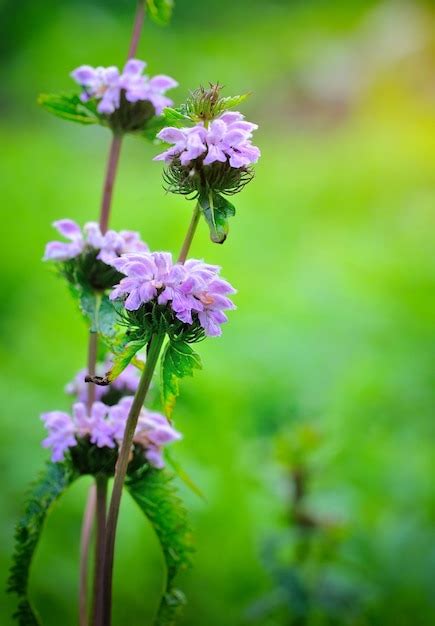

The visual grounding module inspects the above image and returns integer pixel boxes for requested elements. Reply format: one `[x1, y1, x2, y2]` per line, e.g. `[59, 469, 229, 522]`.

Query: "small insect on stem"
[85, 375, 110, 386]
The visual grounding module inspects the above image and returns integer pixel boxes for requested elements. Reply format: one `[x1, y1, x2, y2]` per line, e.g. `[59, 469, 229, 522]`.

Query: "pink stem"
[127, 0, 146, 60]
[79, 485, 96, 626]
[99, 134, 124, 235]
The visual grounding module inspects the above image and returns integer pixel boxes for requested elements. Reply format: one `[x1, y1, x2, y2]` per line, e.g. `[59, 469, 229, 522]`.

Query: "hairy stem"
[102, 332, 166, 625]
[177, 202, 201, 263]
[127, 0, 146, 60]
[92, 475, 108, 625]
[79, 485, 96, 626]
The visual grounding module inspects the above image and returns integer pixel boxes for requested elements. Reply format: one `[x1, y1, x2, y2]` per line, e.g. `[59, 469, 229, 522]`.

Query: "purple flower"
[154, 111, 260, 168]
[43, 219, 148, 264]
[110, 251, 236, 337]
[41, 397, 180, 468]
[41, 410, 77, 462]
[110, 251, 172, 310]
[71, 59, 178, 116]
[43, 219, 85, 261]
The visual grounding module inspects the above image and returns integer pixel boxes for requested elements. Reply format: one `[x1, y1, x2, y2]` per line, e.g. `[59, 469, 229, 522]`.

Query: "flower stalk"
[79, 485, 96, 626]
[99, 134, 124, 235]
[127, 0, 146, 60]
[102, 331, 166, 625]
[177, 202, 201, 263]
[93, 474, 108, 625]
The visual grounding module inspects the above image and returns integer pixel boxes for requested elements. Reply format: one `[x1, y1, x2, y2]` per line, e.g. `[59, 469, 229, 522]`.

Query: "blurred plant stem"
[78, 2, 147, 623]
[99, 134, 124, 234]
[79, 485, 96, 626]
[101, 203, 201, 625]
[92, 475, 108, 625]
[128, 0, 146, 60]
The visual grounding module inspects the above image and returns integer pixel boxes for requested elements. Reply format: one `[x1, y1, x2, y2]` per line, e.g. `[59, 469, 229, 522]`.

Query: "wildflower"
[71, 59, 178, 116]
[154, 112, 260, 168]
[110, 251, 236, 337]
[41, 398, 180, 468]
[43, 219, 148, 263]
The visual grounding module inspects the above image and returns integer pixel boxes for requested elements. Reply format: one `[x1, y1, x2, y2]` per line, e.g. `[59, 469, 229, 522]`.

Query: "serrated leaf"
[199, 191, 236, 244]
[146, 0, 174, 25]
[161, 339, 202, 418]
[127, 467, 193, 625]
[38, 93, 100, 125]
[8, 462, 77, 623]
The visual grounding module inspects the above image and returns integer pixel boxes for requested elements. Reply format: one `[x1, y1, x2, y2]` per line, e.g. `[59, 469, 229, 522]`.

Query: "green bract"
[163, 86, 250, 125]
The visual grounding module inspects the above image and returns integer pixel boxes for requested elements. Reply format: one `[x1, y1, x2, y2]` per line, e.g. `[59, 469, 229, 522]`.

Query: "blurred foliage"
[246, 424, 366, 626]
[1, 0, 435, 625]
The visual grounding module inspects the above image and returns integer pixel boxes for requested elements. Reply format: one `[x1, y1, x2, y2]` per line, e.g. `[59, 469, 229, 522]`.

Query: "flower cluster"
[71, 59, 177, 116]
[154, 112, 260, 169]
[41, 397, 181, 468]
[66, 359, 141, 404]
[110, 252, 236, 337]
[43, 219, 148, 263]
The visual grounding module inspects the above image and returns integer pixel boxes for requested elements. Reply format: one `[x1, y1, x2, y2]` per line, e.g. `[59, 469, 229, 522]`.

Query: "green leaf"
[77, 290, 118, 338]
[38, 93, 101, 125]
[161, 339, 202, 418]
[146, 0, 174, 25]
[218, 93, 250, 112]
[199, 191, 236, 244]
[8, 462, 77, 624]
[106, 338, 148, 382]
[78, 289, 100, 332]
[161, 107, 191, 126]
[97, 295, 118, 338]
[127, 467, 193, 625]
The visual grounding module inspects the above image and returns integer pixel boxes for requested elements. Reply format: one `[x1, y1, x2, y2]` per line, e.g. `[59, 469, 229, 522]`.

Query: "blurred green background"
[1, 0, 434, 624]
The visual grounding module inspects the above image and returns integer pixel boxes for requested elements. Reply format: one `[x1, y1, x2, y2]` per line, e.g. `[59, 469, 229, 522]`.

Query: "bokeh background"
[1, 0, 434, 624]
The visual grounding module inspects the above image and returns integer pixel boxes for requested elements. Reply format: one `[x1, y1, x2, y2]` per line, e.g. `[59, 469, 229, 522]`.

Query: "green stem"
[101, 332, 166, 625]
[177, 202, 201, 263]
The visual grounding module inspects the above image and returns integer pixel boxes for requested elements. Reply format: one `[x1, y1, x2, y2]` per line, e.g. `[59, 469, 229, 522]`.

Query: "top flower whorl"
[154, 111, 260, 169]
